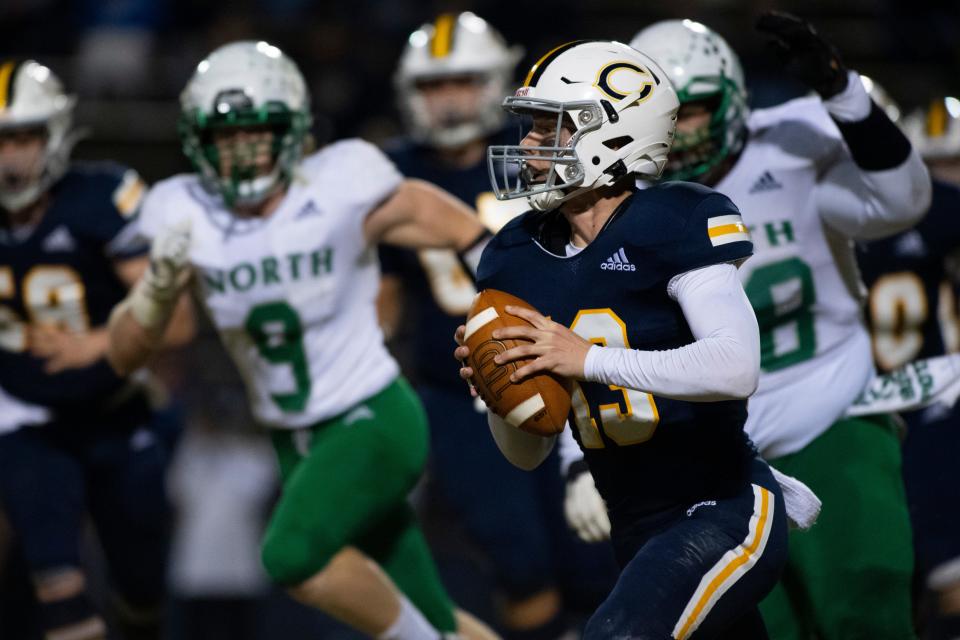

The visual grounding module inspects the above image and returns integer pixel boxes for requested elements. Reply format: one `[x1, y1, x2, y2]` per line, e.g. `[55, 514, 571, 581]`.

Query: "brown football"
[463, 289, 571, 437]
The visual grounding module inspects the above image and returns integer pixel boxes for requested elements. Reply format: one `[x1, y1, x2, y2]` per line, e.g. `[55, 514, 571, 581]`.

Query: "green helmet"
[178, 41, 311, 207]
[630, 20, 748, 182]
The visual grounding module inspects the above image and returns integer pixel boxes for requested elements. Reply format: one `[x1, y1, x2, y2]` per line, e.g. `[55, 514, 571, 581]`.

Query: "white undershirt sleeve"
[583, 262, 760, 401]
[816, 151, 931, 241]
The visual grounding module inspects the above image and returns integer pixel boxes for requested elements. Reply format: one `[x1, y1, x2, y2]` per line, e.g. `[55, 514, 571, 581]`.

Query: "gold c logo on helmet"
[593, 61, 653, 102]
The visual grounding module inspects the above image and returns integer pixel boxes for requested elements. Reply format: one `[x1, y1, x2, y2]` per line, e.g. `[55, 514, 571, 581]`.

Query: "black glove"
[756, 11, 848, 99]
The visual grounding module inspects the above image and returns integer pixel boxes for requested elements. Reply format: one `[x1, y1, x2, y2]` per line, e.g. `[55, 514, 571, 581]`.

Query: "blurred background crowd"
[2, 0, 960, 638]
[2, 0, 959, 178]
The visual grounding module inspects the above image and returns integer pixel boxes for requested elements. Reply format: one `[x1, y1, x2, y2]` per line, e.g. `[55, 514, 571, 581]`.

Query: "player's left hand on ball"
[492, 305, 591, 381]
[755, 10, 848, 99]
[453, 324, 478, 398]
[29, 325, 107, 373]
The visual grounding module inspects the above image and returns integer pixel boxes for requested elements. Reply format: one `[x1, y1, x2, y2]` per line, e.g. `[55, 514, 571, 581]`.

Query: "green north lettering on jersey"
[203, 248, 334, 294]
[746, 220, 796, 250]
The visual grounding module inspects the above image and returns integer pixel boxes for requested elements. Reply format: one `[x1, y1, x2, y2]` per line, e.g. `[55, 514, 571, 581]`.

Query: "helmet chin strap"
[230, 169, 283, 207]
[527, 189, 565, 212]
[428, 121, 485, 149]
[526, 179, 599, 212]
[0, 182, 44, 213]
[0, 136, 75, 214]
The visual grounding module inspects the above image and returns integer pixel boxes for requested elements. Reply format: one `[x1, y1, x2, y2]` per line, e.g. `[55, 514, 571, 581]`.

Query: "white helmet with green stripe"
[179, 41, 312, 207]
[630, 19, 748, 181]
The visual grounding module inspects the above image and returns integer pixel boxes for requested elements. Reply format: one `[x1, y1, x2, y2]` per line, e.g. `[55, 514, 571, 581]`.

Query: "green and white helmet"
[630, 19, 747, 181]
[179, 41, 311, 207]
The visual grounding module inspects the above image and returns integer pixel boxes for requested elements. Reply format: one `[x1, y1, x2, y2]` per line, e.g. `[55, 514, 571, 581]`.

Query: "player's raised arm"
[756, 11, 932, 239]
[112, 253, 195, 345]
[363, 178, 490, 269]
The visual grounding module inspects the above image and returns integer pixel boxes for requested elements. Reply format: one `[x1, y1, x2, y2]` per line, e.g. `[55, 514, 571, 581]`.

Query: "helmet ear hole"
[592, 156, 601, 165]
[602, 135, 634, 151]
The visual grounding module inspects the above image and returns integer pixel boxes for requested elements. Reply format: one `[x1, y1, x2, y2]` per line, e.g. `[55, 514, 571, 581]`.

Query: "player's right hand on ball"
[453, 324, 478, 398]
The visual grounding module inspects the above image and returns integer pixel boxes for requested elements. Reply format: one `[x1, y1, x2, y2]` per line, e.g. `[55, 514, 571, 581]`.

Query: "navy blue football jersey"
[858, 179, 960, 372]
[477, 182, 758, 524]
[379, 130, 527, 389]
[0, 162, 147, 408]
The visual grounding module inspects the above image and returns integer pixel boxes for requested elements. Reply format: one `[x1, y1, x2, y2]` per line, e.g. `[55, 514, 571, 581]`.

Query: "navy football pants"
[586, 459, 788, 640]
[0, 413, 171, 606]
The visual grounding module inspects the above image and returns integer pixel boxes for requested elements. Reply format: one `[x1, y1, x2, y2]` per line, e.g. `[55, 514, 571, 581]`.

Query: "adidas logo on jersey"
[42, 226, 77, 252]
[601, 247, 635, 271]
[295, 200, 322, 219]
[894, 230, 927, 257]
[748, 171, 783, 194]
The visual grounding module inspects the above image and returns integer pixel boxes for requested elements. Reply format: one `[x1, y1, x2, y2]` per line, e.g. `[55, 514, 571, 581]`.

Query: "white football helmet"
[488, 40, 679, 212]
[395, 12, 523, 148]
[0, 60, 76, 211]
[630, 20, 747, 181]
[902, 97, 960, 160]
[179, 41, 311, 207]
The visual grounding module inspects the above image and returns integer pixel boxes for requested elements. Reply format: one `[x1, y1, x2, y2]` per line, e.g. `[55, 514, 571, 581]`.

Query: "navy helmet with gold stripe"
[395, 12, 523, 148]
[0, 60, 76, 212]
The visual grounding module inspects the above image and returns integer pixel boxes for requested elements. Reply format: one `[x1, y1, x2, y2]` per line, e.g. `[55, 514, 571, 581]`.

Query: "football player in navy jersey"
[455, 41, 791, 639]
[382, 15, 616, 638]
[0, 60, 192, 640]
[859, 96, 960, 640]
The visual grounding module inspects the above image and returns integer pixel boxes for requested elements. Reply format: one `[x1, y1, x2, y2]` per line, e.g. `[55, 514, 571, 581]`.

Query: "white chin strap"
[232, 171, 282, 206]
[526, 176, 602, 213]
[527, 189, 565, 212]
[426, 121, 485, 149]
[0, 181, 44, 213]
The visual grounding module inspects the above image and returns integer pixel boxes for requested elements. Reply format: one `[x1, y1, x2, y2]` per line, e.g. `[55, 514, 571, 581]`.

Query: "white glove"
[128, 219, 192, 330]
[564, 468, 611, 543]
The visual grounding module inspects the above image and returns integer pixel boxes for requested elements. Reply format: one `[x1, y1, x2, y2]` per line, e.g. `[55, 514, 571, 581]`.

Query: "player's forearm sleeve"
[583, 263, 760, 401]
[816, 71, 932, 240]
[825, 70, 911, 170]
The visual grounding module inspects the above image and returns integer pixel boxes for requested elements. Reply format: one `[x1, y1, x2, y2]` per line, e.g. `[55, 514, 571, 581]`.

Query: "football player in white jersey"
[562, 13, 932, 639]
[107, 41, 497, 640]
